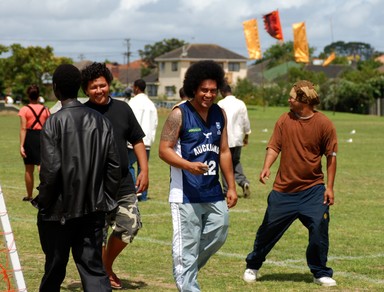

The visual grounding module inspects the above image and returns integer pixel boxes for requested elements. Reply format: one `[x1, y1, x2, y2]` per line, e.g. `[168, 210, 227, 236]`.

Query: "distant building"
[106, 60, 144, 85]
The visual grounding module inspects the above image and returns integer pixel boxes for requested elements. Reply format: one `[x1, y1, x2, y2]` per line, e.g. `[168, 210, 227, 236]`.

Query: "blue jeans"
[128, 148, 150, 201]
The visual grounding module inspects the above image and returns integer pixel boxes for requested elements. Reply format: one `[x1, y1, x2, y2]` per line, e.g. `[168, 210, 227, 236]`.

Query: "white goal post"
[0, 184, 27, 291]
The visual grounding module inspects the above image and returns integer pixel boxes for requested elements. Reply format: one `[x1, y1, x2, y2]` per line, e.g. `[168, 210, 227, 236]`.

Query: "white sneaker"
[243, 269, 258, 283]
[314, 276, 337, 286]
[243, 183, 251, 198]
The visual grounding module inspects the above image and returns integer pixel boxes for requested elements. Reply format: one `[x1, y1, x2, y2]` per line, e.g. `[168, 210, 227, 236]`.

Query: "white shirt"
[218, 95, 251, 148]
[128, 93, 158, 149]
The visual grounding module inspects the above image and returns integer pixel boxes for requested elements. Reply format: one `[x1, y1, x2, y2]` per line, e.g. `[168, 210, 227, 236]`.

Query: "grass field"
[0, 104, 383, 291]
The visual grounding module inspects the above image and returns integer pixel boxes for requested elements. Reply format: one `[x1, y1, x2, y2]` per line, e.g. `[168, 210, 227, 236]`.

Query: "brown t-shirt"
[268, 111, 338, 193]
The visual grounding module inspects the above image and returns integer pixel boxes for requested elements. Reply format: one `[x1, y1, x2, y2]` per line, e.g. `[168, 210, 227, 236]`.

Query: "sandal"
[109, 273, 122, 289]
[22, 197, 33, 201]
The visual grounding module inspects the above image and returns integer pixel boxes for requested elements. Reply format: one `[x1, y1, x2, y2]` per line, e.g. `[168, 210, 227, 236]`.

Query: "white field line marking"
[136, 237, 384, 285]
[4, 185, 384, 284]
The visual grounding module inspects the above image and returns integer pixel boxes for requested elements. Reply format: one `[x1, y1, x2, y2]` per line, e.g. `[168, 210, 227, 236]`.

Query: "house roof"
[263, 61, 301, 81]
[375, 55, 384, 64]
[155, 44, 248, 61]
[304, 64, 349, 78]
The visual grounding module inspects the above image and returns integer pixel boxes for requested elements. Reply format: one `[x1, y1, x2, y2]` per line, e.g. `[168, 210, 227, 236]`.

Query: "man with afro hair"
[159, 60, 238, 291]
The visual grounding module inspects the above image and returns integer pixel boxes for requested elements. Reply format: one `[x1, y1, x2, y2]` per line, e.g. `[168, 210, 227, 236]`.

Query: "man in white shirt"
[128, 79, 158, 201]
[218, 84, 252, 198]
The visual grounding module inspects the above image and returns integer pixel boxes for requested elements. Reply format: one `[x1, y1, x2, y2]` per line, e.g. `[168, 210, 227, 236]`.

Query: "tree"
[261, 41, 295, 69]
[259, 41, 315, 69]
[0, 44, 72, 102]
[139, 38, 186, 70]
[322, 41, 375, 61]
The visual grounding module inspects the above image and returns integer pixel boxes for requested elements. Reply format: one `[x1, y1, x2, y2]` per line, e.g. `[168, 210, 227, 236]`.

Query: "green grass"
[0, 105, 383, 291]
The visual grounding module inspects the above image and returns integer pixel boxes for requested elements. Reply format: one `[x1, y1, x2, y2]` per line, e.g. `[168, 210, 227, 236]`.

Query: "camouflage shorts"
[103, 193, 142, 245]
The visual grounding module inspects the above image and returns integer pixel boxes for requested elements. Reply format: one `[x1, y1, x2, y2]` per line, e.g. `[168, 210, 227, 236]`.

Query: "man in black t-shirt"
[81, 62, 148, 290]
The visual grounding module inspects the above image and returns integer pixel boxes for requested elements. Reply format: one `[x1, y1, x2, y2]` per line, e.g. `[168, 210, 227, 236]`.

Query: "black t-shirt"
[85, 98, 145, 195]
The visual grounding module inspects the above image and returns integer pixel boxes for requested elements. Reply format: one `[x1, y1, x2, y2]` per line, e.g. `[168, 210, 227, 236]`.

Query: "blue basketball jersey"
[169, 101, 225, 203]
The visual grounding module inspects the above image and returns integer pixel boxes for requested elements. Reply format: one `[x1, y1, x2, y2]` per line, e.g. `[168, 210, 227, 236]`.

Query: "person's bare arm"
[324, 155, 337, 205]
[259, 148, 279, 184]
[158, 108, 208, 175]
[19, 116, 27, 158]
[133, 140, 148, 193]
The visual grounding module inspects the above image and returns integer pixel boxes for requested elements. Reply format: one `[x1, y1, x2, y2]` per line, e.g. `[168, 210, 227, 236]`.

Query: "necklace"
[294, 112, 314, 120]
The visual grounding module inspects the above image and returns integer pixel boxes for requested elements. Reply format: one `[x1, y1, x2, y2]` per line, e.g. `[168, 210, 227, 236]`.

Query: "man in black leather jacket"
[33, 64, 121, 292]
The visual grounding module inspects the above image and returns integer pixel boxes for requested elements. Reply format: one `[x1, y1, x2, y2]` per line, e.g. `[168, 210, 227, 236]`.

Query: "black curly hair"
[183, 60, 225, 98]
[52, 64, 81, 99]
[80, 62, 113, 94]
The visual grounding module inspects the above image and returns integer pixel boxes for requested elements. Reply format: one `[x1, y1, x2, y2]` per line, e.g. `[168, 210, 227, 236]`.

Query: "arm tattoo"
[161, 110, 181, 142]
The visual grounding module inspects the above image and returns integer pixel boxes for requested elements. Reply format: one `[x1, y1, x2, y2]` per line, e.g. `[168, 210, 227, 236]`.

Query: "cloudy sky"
[1, 0, 382, 64]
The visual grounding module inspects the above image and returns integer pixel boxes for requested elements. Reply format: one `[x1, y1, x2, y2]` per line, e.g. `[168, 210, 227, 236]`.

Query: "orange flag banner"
[243, 19, 262, 60]
[293, 22, 309, 63]
[263, 10, 283, 41]
[323, 52, 336, 66]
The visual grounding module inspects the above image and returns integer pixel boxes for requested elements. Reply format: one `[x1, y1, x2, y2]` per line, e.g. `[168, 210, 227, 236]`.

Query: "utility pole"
[124, 38, 131, 85]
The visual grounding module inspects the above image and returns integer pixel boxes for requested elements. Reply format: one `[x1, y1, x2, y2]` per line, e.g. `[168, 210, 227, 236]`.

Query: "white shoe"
[314, 276, 337, 286]
[243, 183, 251, 198]
[243, 269, 258, 283]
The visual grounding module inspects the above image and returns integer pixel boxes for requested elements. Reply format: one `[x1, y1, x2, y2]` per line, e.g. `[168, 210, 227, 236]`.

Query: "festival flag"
[263, 10, 283, 41]
[243, 19, 262, 60]
[322, 52, 336, 66]
[292, 22, 309, 63]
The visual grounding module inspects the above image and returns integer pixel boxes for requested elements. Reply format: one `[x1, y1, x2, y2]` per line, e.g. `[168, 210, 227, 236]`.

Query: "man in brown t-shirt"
[243, 80, 338, 287]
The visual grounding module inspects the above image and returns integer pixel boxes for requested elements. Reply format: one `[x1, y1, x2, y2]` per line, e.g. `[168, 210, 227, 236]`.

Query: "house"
[154, 44, 248, 99]
[106, 60, 144, 85]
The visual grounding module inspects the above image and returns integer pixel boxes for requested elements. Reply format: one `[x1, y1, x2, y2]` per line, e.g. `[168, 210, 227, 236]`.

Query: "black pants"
[37, 213, 111, 292]
[245, 184, 333, 278]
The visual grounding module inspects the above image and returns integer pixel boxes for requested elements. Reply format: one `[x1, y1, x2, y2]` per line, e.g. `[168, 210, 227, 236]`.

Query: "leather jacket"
[34, 100, 121, 223]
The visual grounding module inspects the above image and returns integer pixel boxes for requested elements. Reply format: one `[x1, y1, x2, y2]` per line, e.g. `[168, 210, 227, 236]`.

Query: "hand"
[226, 189, 238, 208]
[135, 171, 149, 194]
[20, 146, 27, 158]
[259, 169, 270, 184]
[323, 188, 335, 206]
[188, 162, 209, 175]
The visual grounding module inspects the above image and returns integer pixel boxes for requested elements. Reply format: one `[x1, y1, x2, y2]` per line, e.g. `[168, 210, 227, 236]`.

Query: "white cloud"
[0, 0, 383, 63]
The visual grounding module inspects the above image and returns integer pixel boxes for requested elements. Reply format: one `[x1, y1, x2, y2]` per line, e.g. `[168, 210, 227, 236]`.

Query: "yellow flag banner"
[293, 22, 309, 63]
[323, 52, 336, 66]
[243, 19, 262, 60]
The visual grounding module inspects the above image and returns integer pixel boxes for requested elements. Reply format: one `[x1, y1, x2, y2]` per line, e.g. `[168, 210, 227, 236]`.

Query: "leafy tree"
[0, 44, 72, 102]
[259, 41, 315, 69]
[261, 41, 295, 69]
[287, 66, 328, 86]
[139, 38, 186, 70]
[322, 41, 375, 61]
[232, 78, 262, 105]
[367, 75, 384, 99]
[0, 45, 10, 96]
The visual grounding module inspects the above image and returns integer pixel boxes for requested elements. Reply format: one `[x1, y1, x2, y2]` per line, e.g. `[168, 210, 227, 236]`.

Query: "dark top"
[85, 98, 145, 195]
[173, 102, 225, 203]
[36, 100, 121, 222]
